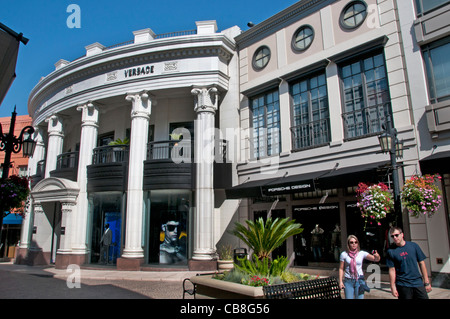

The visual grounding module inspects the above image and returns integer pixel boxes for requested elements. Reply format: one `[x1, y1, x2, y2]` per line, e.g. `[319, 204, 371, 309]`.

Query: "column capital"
[191, 86, 219, 113]
[45, 114, 64, 136]
[76, 101, 99, 128]
[126, 90, 154, 119]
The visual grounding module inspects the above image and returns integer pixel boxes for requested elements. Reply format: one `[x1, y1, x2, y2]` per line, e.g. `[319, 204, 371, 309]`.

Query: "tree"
[0, 175, 30, 215]
[232, 217, 303, 261]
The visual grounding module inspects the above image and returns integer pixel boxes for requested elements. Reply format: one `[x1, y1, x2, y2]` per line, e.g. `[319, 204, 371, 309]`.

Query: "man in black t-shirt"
[386, 227, 432, 299]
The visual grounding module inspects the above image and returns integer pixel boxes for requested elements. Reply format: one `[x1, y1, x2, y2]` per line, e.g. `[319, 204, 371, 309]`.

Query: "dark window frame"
[422, 37, 450, 104]
[292, 25, 315, 52]
[339, 0, 368, 30]
[338, 50, 392, 140]
[250, 89, 281, 159]
[252, 45, 271, 70]
[289, 71, 331, 150]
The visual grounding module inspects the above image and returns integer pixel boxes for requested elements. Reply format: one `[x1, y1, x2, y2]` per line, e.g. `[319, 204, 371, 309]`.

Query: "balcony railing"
[147, 140, 192, 162]
[291, 118, 331, 150]
[92, 145, 130, 164]
[56, 152, 79, 169]
[146, 139, 228, 162]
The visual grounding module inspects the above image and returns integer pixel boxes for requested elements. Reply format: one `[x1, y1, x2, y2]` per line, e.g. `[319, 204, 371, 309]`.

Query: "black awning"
[316, 161, 388, 189]
[419, 151, 450, 175]
[225, 161, 388, 199]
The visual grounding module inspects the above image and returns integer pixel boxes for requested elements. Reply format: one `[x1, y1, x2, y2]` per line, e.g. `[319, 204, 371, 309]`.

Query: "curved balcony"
[87, 145, 129, 192]
[144, 140, 193, 190]
[50, 152, 79, 181]
[31, 160, 46, 188]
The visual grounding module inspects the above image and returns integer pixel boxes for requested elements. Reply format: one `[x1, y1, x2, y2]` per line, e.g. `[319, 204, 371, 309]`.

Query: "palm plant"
[232, 217, 303, 261]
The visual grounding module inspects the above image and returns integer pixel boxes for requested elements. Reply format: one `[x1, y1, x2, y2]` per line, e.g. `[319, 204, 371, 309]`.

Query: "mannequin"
[311, 224, 324, 261]
[99, 223, 113, 264]
[331, 224, 341, 261]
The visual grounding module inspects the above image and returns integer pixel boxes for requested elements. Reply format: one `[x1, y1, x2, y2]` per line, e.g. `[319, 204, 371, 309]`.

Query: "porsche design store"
[227, 163, 394, 266]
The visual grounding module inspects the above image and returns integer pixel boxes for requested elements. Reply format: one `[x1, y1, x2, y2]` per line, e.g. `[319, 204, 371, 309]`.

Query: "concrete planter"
[217, 260, 234, 271]
[190, 275, 264, 299]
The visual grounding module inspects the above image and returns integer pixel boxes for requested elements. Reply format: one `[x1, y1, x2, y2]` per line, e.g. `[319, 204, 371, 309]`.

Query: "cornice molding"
[28, 43, 234, 117]
[235, 0, 336, 48]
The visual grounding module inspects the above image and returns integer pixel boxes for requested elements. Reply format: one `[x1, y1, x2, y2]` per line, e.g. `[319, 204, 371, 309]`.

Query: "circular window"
[292, 25, 314, 52]
[253, 46, 271, 70]
[340, 1, 367, 29]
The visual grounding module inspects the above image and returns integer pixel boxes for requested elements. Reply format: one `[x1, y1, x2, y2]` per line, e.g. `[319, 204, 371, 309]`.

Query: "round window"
[292, 25, 314, 52]
[340, 1, 367, 29]
[253, 46, 271, 70]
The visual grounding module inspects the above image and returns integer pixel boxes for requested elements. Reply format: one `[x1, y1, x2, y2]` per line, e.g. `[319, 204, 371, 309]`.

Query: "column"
[191, 86, 218, 265]
[55, 201, 77, 268]
[44, 115, 64, 177]
[119, 91, 152, 269]
[71, 102, 99, 262]
[18, 127, 45, 255]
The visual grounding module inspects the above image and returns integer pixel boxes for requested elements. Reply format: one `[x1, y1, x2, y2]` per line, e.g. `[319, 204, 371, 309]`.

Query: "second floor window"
[251, 90, 281, 158]
[290, 73, 330, 149]
[423, 37, 450, 104]
[415, 0, 449, 16]
[340, 52, 390, 139]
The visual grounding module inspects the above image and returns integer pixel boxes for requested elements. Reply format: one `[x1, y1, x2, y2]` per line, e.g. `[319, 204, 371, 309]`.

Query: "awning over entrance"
[225, 161, 388, 199]
[419, 150, 450, 175]
[2, 213, 23, 225]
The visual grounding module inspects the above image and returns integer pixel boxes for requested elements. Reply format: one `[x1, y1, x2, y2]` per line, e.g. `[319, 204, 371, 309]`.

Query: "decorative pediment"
[31, 177, 79, 204]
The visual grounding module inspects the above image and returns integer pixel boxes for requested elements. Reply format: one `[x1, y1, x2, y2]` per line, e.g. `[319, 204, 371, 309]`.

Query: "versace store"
[17, 21, 240, 270]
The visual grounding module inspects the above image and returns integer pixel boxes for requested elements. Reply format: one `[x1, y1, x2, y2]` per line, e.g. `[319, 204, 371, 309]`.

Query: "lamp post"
[0, 106, 36, 180]
[378, 103, 403, 228]
[0, 106, 36, 250]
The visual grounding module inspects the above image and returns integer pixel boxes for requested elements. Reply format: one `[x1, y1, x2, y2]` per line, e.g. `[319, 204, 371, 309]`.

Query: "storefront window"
[89, 192, 123, 264]
[147, 189, 191, 265]
[292, 204, 340, 264]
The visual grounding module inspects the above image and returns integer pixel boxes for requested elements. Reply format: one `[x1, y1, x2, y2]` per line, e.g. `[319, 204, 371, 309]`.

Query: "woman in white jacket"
[339, 235, 380, 299]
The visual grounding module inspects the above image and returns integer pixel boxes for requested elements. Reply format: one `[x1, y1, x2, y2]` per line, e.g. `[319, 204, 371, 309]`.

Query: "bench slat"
[263, 277, 341, 299]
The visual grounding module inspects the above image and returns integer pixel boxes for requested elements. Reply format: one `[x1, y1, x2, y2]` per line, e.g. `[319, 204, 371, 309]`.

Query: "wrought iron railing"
[56, 152, 79, 169]
[92, 145, 129, 164]
[147, 140, 192, 162]
[291, 118, 330, 150]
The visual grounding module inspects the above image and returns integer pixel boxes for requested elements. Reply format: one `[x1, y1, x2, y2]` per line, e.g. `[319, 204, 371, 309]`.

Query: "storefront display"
[147, 190, 191, 265]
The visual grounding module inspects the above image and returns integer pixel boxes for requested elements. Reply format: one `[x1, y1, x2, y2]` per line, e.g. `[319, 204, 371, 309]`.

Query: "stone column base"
[188, 259, 217, 271]
[55, 254, 87, 269]
[15, 248, 50, 266]
[117, 257, 144, 271]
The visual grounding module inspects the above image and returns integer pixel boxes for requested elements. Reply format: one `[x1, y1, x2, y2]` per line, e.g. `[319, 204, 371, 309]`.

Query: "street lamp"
[0, 106, 36, 180]
[378, 103, 403, 228]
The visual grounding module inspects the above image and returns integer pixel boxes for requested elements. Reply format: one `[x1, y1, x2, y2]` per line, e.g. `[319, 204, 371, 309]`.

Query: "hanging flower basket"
[401, 174, 442, 218]
[0, 175, 30, 216]
[356, 182, 393, 226]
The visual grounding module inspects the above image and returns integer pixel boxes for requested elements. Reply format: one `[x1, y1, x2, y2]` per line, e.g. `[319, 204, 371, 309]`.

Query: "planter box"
[190, 275, 264, 299]
[217, 260, 234, 271]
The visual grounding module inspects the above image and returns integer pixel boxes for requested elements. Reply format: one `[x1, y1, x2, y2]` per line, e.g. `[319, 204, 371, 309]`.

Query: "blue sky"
[1, 0, 299, 118]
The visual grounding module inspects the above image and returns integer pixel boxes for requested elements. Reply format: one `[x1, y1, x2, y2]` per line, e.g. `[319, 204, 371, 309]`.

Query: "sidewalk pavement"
[1, 261, 449, 299]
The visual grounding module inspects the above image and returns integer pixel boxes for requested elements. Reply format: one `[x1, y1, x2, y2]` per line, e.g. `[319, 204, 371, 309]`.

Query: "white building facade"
[18, 21, 241, 271]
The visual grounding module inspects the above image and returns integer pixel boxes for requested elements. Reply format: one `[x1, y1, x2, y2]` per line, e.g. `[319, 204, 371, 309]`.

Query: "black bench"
[263, 277, 342, 299]
[182, 278, 196, 299]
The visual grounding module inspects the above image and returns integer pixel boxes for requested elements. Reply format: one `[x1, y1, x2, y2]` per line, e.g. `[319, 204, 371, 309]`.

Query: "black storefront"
[226, 161, 394, 265]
